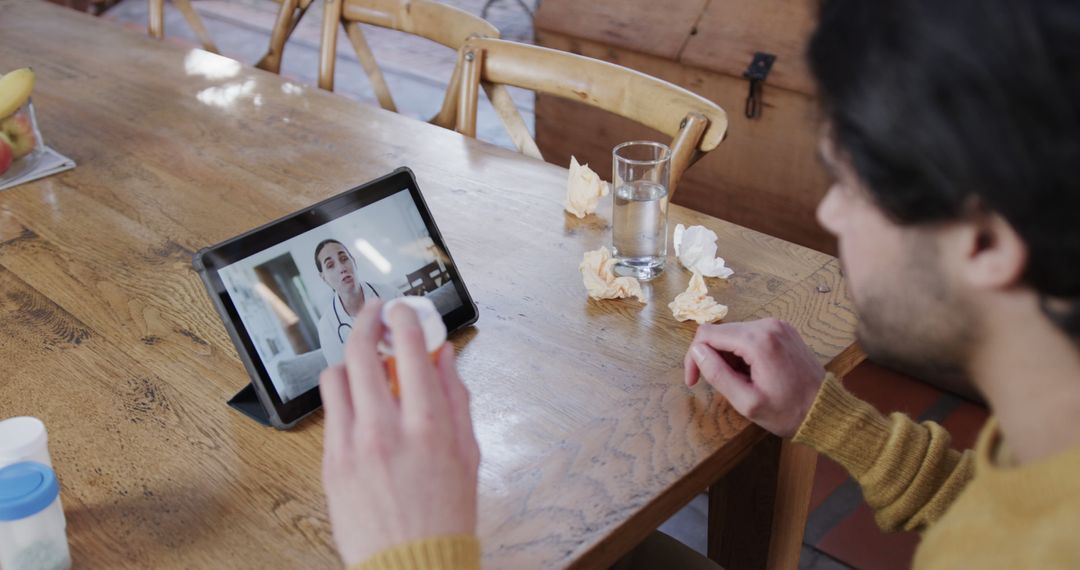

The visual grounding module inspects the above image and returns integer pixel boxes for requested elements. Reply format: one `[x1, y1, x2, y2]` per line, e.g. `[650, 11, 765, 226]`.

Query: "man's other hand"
[320, 300, 480, 566]
[684, 319, 827, 438]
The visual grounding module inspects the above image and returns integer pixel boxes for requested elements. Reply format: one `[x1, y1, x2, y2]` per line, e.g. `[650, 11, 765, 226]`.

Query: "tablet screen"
[198, 170, 476, 421]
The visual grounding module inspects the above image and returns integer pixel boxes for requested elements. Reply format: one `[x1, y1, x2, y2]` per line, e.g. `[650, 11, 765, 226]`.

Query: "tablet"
[193, 168, 479, 429]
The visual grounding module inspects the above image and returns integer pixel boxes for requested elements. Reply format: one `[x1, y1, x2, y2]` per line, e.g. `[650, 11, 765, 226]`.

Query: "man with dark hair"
[314, 239, 400, 367]
[318, 0, 1080, 568]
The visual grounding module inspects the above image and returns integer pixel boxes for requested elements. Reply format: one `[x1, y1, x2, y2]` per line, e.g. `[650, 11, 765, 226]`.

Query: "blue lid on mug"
[0, 461, 59, 521]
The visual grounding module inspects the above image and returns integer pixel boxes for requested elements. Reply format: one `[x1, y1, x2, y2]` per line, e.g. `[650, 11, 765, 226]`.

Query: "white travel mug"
[0, 461, 71, 570]
[0, 417, 51, 470]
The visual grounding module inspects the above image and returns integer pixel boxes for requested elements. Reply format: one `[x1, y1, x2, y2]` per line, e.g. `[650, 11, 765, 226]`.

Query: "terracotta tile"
[806, 362, 987, 569]
[817, 503, 920, 570]
[842, 361, 942, 418]
[940, 401, 990, 451]
[809, 454, 852, 513]
[806, 362, 942, 545]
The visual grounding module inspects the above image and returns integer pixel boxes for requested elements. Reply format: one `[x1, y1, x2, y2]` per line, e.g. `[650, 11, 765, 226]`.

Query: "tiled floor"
[96, 3, 991, 569]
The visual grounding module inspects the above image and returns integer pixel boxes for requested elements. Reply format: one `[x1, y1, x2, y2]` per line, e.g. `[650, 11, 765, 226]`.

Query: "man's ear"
[958, 211, 1028, 291]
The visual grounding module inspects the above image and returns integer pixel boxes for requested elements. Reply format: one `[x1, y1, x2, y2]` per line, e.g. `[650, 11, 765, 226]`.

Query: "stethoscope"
[333, 282, 380, 344]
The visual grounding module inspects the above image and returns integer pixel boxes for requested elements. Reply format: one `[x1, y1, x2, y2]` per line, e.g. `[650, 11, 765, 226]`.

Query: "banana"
[0, 68, 35, 119]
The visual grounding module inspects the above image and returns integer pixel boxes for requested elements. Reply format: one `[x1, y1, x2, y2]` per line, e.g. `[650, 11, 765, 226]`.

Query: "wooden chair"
[454, 38, 728, 197]
[319, 0, 499, 128]
[404, 260, 450, 296]
[255, 0, 316, 73]
[147, 0, 219, 54]
[148, 0, 311, 72]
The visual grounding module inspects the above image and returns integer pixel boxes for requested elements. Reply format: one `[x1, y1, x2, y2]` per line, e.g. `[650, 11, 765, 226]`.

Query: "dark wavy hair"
[809, 0, 1080, 339]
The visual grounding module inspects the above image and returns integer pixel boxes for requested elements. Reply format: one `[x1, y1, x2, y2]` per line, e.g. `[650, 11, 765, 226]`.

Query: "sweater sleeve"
[348, 535, 481, 570]
[792, 374, 975, 532]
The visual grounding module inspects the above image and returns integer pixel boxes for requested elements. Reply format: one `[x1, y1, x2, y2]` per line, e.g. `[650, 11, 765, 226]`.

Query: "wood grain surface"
[0, 2, 859, 568]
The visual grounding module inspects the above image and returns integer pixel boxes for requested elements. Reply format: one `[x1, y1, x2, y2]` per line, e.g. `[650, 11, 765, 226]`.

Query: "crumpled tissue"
[579, 246, 646, 302]
[565, 156, 610, 218]
[669, 272, 729, 324]
[673, 224, 734, 278]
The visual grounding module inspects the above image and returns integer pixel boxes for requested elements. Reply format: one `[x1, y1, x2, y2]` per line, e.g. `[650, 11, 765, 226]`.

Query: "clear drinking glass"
[612, 141, 671, 279]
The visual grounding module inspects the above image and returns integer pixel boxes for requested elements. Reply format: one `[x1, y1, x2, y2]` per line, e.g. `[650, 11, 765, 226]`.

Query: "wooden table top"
[0, 2, 860, 568]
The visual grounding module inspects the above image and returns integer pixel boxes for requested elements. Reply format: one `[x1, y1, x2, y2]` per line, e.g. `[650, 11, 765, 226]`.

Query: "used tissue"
[673, 224, 734, 278]
[580, 246, 646, 302]
[565, 156, 610, 218]
[669, 272, 729, 324]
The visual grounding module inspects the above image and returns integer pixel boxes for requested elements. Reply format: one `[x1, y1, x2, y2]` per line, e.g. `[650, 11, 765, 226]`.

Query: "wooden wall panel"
[680, 0, 818, 95]
[533, 0, 708, 60]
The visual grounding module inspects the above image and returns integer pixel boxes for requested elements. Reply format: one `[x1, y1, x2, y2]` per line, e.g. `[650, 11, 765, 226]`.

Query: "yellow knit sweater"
[351, 374, 1080, 569]
[348, 536, 480, 570]
[794, 374, 1080, 569]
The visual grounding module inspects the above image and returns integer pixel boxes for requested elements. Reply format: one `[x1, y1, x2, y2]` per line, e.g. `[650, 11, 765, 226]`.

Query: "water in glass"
[612, 179, 668, 278]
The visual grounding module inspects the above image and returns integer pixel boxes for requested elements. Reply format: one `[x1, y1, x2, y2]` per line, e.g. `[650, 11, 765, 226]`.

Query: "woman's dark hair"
[809, 0, 1080, 337]
[314, 239, 351, 273]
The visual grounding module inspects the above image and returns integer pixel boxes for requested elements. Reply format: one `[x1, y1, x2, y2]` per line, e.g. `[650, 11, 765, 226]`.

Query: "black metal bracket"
[743, 52, 776, 119]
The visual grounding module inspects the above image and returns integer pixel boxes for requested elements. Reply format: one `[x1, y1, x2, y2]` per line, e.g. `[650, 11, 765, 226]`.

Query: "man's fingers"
[319, 364, 354, 455]
[387, 303, 450, 428]
[693, 322, 761, 363]
[689, 343, 758, 413]
[343, 300, 395, 427]
[437, 345, 480, 468]
[684, 348, 700, 387]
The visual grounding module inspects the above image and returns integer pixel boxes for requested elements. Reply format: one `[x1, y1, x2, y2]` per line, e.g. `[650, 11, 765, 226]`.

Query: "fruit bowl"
[0, 67, 75, 190]
[0, 100, 45, 184]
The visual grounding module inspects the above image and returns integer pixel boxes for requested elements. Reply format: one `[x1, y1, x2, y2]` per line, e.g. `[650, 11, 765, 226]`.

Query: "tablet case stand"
[227, 384, 272, 426]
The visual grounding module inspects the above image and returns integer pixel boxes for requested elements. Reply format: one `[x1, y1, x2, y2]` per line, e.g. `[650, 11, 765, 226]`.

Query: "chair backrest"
[319, 0, 499, 127]
[405, 260, 448, 296]
[453, 38, 728, 197]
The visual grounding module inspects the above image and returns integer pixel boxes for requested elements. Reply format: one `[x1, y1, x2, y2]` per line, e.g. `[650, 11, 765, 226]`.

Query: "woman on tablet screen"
[314, 239, 401, 366]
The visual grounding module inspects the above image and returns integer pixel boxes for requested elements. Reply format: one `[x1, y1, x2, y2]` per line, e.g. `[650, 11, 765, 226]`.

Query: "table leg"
[765, 441, 819, 570]
[708, 435, 819, 570]
[708, 434, 781, 569]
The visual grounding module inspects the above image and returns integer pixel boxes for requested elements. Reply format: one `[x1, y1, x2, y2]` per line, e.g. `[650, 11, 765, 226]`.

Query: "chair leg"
[487, 83, 542, 159]
[256, 0, 301, 73]
[430, 58, 463, 129]
[172, 0, 220, 54]
[481, 0, 534, 19]
[318, 0, 343, 90]
[344, 22, 398, 112]
[148, 0, 164, 39]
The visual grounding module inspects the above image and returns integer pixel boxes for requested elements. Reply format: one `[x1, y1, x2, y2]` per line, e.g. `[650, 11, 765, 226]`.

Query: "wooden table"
[0, 2, 862, 568]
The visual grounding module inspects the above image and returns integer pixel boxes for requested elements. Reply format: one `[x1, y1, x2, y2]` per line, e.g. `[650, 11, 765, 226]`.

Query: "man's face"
[815, 135, 977, 382]
[319, 243, 358, 294]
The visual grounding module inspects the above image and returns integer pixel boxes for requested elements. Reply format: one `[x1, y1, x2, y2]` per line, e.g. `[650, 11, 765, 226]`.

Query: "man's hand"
[684, 318, 827, 438]
[320, 300, 480, 566]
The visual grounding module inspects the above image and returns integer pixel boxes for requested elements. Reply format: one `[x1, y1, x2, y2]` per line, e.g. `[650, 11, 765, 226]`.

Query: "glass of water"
[612, 141, 671, 280]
